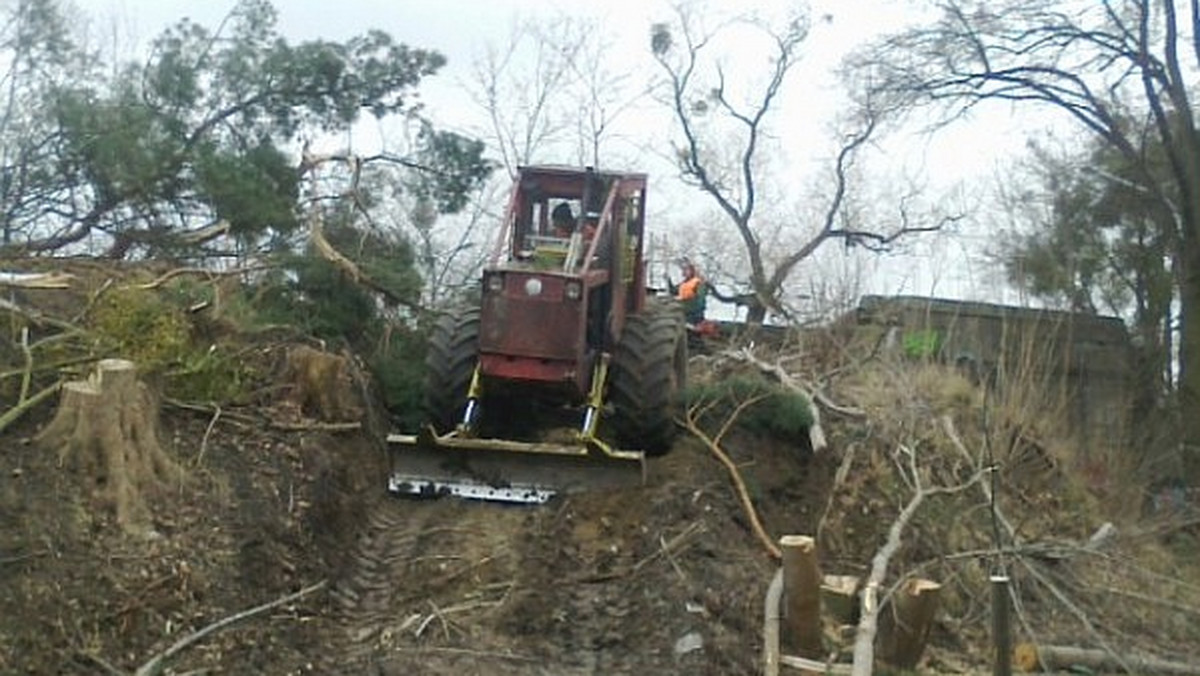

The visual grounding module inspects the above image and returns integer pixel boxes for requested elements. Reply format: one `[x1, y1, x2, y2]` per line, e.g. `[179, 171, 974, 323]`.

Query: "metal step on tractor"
[388, 165, 688, 503]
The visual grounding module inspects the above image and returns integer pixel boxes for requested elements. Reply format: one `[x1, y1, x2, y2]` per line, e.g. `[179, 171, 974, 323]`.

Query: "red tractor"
[389, 166, 688, 502]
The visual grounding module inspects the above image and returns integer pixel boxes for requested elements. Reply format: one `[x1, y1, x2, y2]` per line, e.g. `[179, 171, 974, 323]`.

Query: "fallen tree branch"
[0, 380, 62, 435]
[941, 415, 1044, 658]
[134, 262, 267, 290]
[0, 297, 83, 333]
[727, 346, 868, 452]
[0, 271, 75, 288]
[1014, 643, 1200, 676]
[1017, 558, 1130, 674]
[1093, 585, 1200, 618]
[133, 579, 327, 676]
[851, 443, 986, 676]
[683, 402, 782, 560]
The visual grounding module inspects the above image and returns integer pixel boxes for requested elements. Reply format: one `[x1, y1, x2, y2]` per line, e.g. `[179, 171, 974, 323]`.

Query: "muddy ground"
[1, 394, 834, 675]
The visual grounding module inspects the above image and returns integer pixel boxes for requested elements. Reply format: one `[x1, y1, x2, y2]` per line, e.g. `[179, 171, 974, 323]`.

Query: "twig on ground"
[391, 646, 537, 662]
[195, 405, 221, 466]
[421, 599, 452, 640]
[163, 399, 255, 426]
[0, 550, 49, 565]
[269, 419, 362, 432]
[817, 441, 858, 543]
[75, 651, 127, 676]
[0, 380, 62, 435]
[659, 533, 689, 582]
[133, 580, 327, 676]
[19, 326, 32, 401]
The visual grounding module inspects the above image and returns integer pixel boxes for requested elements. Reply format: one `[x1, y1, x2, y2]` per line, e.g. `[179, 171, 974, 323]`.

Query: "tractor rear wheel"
[423, 307, 480, 433]
[609, 303, 687, 456]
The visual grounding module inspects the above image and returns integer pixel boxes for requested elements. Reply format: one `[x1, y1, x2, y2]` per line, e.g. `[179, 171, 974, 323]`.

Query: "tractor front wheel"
[609, 304, 687, 456]
[423, 307, 480, 434]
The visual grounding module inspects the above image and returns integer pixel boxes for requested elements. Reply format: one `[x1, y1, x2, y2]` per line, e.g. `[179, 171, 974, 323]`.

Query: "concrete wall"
[853, 295, 1134, 453]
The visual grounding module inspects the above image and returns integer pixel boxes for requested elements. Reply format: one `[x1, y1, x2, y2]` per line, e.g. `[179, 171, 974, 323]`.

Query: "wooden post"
[992, 575, 1012, 676]
[878, 578, 942, 669]
[780, 535, 823, 659]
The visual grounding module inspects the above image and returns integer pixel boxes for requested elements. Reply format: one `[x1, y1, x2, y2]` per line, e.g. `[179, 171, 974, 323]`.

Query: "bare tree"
[469, 14, 648, 175]
[0, 0, 97, 247]
[846, 0, 1200, 470]
[650, 4, 952, 324]
[470, 16, 587, 177]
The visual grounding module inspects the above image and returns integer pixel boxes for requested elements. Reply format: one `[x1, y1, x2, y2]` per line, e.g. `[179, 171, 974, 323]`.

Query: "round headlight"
[487, 274, 504, 292]
[524, 278, 543, 296]
[565, 281, 582, 300]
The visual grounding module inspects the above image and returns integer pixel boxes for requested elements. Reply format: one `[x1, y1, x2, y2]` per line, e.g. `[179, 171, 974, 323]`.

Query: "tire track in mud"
[315, 496, 532, 673]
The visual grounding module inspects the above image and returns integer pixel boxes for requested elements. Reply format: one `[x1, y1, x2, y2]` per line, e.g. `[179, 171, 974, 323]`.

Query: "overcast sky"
[72, 0, 1039, 308]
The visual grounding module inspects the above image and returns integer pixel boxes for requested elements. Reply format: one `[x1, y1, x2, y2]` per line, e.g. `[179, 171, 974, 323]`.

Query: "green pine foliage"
[85, 285, 260, 404]
[685, 375, 813, 444]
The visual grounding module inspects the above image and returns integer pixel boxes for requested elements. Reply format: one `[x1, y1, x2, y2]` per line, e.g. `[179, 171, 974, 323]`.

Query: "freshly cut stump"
[878, 577, 942, 669]
[37, 358, 179, 532]
[780, 535, 824, 659]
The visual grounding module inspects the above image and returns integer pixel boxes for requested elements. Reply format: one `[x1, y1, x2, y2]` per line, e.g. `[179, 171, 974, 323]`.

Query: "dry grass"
[800, 333, 1200, 665]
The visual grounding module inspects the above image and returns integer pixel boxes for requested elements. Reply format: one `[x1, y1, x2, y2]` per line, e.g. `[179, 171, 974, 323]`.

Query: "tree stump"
[780, 535, 824, 659]
[877, 577, 942, 669]
[37, 359, 179, 532]
[279, 345, 361, 421]
[821, 574, 861, 626]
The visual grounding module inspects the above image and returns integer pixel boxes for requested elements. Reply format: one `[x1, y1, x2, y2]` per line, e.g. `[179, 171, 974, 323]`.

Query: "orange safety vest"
[677, 276, 703, 301]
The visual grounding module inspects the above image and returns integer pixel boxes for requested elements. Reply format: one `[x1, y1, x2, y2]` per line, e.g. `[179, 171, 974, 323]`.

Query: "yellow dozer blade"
[387, 427, 645, 504]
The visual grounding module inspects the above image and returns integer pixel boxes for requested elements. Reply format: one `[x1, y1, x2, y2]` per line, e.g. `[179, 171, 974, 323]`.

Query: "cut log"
[1014, 644, 1200, 676]
[780, 535, 823, 659]
[37, 359, 179, 532]
[877, 578, 942, 669]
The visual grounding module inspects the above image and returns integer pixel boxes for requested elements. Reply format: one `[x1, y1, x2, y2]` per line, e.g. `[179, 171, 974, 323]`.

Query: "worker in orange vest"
[672, 259, 707, 326]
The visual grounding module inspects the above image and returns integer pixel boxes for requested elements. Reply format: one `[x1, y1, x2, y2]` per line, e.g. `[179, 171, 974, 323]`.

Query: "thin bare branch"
[133, 580, 326, 676]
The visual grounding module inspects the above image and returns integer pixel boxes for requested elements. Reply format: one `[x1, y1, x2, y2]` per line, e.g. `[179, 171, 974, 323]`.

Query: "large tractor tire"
[423, 307, 480, 434]
[609, 303, 688, 456]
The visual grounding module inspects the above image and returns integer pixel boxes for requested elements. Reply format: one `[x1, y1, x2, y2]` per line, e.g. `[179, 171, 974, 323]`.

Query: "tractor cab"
[479, 166, 648, 397]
